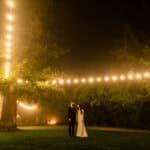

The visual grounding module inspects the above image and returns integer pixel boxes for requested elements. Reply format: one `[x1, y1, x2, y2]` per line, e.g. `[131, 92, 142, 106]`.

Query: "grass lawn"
[0, 126, 150, 150]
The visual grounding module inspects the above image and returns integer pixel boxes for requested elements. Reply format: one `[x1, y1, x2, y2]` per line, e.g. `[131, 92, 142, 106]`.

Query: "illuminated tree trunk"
[0, 86, 17, 129]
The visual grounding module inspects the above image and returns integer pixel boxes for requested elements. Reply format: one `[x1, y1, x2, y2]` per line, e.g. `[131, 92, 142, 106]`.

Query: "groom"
[68, 102, 76, 137]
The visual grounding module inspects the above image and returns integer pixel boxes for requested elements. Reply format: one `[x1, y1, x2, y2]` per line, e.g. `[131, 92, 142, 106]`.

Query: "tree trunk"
[0, 85, 17, 129]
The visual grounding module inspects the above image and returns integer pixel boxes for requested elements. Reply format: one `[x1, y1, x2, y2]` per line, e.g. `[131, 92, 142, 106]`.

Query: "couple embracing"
[68, 102, 88, 138]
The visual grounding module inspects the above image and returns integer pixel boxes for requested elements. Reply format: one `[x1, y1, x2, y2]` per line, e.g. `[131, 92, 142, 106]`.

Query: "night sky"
[53, 0, 150, 75]
[1, 0, 150, 75]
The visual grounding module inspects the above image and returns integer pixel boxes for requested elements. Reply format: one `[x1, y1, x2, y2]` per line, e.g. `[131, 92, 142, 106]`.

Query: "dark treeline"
[67, 82, 150, 129]
[24, 81, 150, 129]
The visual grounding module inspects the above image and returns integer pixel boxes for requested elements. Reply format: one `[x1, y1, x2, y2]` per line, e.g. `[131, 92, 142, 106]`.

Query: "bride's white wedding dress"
[76, 109, 88, 137]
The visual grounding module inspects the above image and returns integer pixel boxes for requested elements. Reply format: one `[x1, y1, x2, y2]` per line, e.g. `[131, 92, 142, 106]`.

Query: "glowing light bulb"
[5, 54, 11, 59]
[96, 77, 101, 82]
[128, 74, 133, 80]
[88, 77, 94, 83]
[81, 78, 86, 83]
[7, 1, 14, 8]
[136, 73, 142, 79]
[52, 80, 57, 85]
[17, 79, 24, 84]
[74, 79, 79, 84]
[6, 34, 12, 40]
[120, 75, 125, 80]
[6, 14, 14, 21]
[112, 75, 118, 81]
[6, 25, 13, 31]
[59, 79, 64, 85]
[104, 76, 109, 82]
[6, 48, 11, 53]
[5, 41, 12, 47]
[144, 72, 150, 78]
[66, 79, 71, 84]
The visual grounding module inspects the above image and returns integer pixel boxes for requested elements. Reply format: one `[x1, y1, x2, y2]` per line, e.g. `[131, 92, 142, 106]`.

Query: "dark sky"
[1, 0, 150, 75]
[52, 0, 150, 75]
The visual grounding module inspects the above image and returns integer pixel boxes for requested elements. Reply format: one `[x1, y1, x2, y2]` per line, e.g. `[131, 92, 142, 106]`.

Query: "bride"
[76, 104, 88, 138]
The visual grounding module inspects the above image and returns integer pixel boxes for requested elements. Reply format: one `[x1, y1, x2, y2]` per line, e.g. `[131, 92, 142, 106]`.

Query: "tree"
[0, 0, 68, 129]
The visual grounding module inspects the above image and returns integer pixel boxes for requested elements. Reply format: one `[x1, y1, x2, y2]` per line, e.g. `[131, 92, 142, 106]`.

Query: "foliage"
[12, 0, 69, 79]
[68, 81, 150, 129]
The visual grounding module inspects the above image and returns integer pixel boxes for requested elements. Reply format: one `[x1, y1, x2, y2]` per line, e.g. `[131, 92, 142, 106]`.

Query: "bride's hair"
[78, 104, 84, 114]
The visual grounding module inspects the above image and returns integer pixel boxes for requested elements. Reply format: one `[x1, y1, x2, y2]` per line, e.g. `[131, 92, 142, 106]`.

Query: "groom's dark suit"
[68, 106, 76, 137]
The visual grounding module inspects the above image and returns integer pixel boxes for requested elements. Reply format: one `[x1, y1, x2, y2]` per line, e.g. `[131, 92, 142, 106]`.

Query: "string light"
[12, 71, 150, 87]
[18, 101, 37, 111]
[48, 72, 150, 86]
[4, 0, 15, 78]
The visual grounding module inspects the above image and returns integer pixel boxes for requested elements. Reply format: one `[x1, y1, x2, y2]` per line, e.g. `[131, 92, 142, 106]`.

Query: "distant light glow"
[47, 119, 57, 125]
